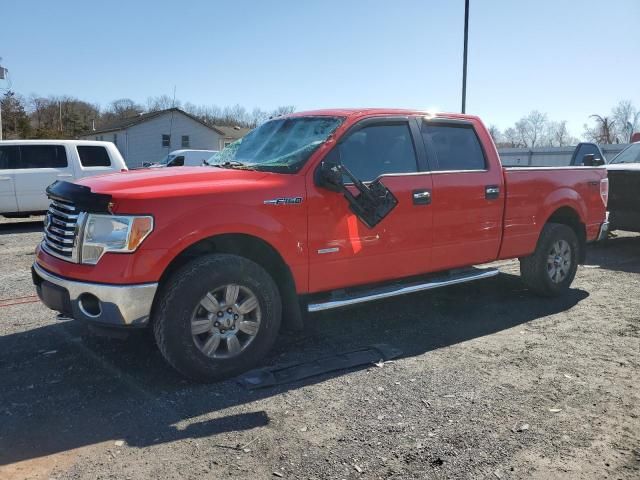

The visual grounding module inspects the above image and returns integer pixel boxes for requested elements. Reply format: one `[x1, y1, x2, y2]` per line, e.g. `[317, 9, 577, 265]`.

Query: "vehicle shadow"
[0, 271, 588, 466]
[585, 232, 640, 274]
[0, 220, 43, 235]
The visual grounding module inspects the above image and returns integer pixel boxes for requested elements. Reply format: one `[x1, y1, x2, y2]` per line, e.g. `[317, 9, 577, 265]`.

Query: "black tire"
[153, 254, 281, 382]
[519, 223, 579, 297]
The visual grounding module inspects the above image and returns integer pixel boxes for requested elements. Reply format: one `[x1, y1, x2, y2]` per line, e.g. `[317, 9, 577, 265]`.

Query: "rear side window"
[339, 123, 418, 182]
[77, 146, 111, 167]
[422, 124, 486, 171]
[0, 146, 19, 170]
[19, 145, 68, 169]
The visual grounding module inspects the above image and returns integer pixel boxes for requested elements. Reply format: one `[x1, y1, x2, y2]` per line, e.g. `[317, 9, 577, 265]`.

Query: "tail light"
[600, 178, 609, 207]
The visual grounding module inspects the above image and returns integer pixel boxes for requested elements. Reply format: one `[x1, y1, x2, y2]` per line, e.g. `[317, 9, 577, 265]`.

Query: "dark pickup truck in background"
[605, 142, 640, 232]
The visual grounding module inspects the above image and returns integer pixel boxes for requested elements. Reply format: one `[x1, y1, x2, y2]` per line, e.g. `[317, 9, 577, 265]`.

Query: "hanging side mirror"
[315, 149, 344, 192]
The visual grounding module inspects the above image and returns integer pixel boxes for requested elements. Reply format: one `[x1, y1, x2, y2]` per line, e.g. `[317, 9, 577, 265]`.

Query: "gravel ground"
[0, 217, 638, 480]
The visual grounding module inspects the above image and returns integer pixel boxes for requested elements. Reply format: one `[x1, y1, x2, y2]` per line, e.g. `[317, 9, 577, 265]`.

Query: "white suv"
[0, 140, 127, 217]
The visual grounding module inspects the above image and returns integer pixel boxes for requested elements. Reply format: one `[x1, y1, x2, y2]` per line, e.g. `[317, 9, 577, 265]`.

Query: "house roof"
[213, 125, 251, 139]
[86, 108, 226, 136]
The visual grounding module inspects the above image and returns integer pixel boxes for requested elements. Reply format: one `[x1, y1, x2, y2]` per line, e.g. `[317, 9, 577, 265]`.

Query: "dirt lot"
[0, 217, 638, 480]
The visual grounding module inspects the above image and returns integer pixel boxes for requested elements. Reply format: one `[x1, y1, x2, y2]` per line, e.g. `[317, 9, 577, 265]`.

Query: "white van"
[149, 149, 219, 168]
[0, 140, 127, 217]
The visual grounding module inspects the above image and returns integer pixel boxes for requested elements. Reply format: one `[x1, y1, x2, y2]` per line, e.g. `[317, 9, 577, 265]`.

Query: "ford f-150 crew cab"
[32, 109, 609, 381]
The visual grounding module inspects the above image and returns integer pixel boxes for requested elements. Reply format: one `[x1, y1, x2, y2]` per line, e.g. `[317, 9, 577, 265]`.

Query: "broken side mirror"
[315, 149, 344, 192]
[314, 148, 398, 228]
[583, 154, 604, 166]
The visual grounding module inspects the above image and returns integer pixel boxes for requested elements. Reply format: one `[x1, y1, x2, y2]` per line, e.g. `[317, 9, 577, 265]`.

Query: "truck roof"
[288, 108, 480, 122]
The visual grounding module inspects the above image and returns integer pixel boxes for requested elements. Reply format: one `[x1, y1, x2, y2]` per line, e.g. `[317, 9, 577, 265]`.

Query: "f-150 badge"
[263, 197, 303, 205]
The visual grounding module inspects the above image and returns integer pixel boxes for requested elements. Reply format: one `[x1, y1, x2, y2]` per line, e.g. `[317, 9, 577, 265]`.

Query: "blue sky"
[1, 0, 638, 136]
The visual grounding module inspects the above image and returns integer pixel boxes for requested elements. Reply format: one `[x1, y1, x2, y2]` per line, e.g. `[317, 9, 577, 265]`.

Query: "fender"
[499, 185, 588, 260]
[540, 187, 588, 226]
[142, 202, 308, 292]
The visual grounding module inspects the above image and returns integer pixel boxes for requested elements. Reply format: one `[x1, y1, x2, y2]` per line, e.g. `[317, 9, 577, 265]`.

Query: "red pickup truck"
[32, 109, 609, 381]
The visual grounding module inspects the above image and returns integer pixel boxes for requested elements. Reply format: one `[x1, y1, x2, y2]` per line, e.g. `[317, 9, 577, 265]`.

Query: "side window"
[181, 135, 190, 148]
[162, 134, 170, 147]
[0, 146, 19, 170]
[19, 145, 68, 169]
[77, 146, 111, 167]
[338, 123, 418, 182]
[422, 124, 486, 171]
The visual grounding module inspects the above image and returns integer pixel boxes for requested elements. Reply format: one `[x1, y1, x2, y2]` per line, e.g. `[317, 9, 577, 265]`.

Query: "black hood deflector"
[46, 181, 112, 213]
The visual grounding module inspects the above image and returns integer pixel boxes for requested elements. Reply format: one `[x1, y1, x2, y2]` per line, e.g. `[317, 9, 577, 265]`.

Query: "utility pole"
[0, 60, 6, 140]
[461, 0, 470, 114]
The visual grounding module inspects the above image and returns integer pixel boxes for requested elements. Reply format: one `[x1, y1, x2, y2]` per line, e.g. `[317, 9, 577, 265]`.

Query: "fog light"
[78, 293, 101, 317]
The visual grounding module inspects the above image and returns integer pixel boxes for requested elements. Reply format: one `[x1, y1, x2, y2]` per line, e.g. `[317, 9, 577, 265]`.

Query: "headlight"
[80, 214, 153, 265]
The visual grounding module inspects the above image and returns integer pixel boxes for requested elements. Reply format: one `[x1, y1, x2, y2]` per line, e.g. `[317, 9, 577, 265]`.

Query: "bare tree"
[270, 105, 296, 117]
[612, 100, 639, 143]
[146, 95, 181, 112]
[585, 115, 617, 144]
[487, 125, 501, 145]
[514, 110, 548, 147]
[103, 98, 143, 121]
[12, 87, 297, 138]
[547, 120, 572, 147]
[503, 127, 520, 147]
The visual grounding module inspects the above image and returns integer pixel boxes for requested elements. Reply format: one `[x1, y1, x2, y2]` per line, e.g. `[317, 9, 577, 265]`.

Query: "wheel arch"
[155, 233, 305, 331]
[545, 206, 586, 263]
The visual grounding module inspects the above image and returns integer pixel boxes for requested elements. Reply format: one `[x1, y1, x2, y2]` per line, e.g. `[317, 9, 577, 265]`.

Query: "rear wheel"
[153, 254, 281, 382]
[519, 223, 579, 296]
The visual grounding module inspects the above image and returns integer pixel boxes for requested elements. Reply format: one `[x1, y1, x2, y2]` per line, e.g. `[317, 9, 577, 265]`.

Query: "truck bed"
[499, 166, 608, 260]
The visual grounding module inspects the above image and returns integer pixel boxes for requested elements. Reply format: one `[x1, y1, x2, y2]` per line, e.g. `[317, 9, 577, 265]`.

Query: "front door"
[13, 144, 74, 212]
[307, 117, 434, 293]
[0, 146, 18, 214]
[419, 119, 504, 271]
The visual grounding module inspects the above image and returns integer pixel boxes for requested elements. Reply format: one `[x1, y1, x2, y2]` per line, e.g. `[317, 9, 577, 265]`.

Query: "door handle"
[57, 173, 73, 178]
[0, 176, 11, 181]
[485, 185, 500, 200]
[412, 189, 431, 205]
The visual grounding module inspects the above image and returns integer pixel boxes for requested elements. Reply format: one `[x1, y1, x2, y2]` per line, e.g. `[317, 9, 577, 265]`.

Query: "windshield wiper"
[211, 161, 257, 170]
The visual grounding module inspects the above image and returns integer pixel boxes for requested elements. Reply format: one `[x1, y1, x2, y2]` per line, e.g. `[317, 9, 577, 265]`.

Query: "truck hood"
[606, 163, 640, 171]
[76, 166, 270, 199]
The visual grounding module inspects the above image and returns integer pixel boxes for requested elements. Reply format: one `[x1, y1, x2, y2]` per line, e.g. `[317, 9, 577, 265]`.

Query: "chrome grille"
[42, 199, 81, 262]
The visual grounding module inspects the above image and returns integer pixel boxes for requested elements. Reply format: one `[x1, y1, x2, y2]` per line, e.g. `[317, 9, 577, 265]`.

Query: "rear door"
[419, 119, 504, 270]
[13, 144, 73, 212]
[0, 146, 19, 214]
[307, 116, 434, 292]
[75, 145, 114, 178]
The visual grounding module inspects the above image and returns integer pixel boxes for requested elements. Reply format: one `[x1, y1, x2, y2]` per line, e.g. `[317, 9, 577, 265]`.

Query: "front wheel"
[153, 254, 281, 382]
[519, 223, 579, 297]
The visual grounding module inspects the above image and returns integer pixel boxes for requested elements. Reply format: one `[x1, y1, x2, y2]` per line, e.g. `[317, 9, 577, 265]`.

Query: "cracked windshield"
[206, 116, 343, 172]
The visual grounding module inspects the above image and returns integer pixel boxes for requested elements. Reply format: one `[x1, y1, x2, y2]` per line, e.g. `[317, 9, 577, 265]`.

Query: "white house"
[79, 108, 247, 168]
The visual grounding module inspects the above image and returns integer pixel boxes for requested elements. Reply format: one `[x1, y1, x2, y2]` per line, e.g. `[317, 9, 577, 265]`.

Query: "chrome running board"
[307, 267, 499, 313]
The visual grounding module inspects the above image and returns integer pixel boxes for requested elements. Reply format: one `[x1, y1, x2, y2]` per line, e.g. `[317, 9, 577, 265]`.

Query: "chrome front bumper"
[32, 262, 158, 327]
[597, 212, 610, 241]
